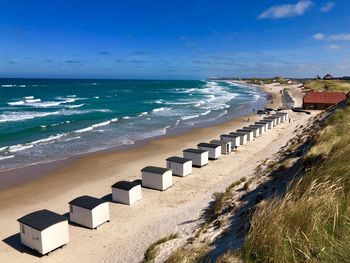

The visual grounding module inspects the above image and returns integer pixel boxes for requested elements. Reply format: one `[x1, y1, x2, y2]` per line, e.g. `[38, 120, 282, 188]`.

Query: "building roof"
[183, 148, 207, 154]
[210, 140, 230, 145]
[230, 132, 246, 137]
[220, 134, 239, 138]
[141, 166, 170, 174]
[69, 195, 108, 210]
[166, 156, 192, 164]
[197, 142, 220, 149]
[243, 127, 256, 131]
[236, 129, 252, 133]
[111, 179, 141, 190]
[303, 92, 346, 105]
[18, 209, 67, 231]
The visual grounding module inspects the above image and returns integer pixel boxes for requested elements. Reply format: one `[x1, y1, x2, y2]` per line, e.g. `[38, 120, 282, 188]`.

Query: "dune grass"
[242, 106, 350, 263]
[143, 233, 178, 263]
[304, 80, 350, 92]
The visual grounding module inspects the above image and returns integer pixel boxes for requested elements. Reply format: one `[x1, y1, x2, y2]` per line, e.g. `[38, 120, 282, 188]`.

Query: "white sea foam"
[66, 104, 85, 109]
[24, 96, 34, 99]
[175, 119, 181, 126]
[93, 96, 100, 99]
[31, 134, 66, 145]
[92, 120, 111, 128]
[138, 112, 148, 117]
[111, 118, 118, 122]
[152, 107, 172, 113]
[201, 110, 211, 116]
[122, 116, 132, 119]
[0, 147, 8, 152]
[25, 99, 41, 103]
[181, 114, 199, 120]
[9, 144, 34, 153]
[75, 127, 94, 133]
[8, 101, 25, 106]
[61, 136, 81, 142]
[0, 111, 60, 123]
[0, 155, 15, 161]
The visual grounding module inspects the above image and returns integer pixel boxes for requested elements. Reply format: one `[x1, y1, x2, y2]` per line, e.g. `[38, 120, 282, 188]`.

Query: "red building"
[303, 92, 347, 110]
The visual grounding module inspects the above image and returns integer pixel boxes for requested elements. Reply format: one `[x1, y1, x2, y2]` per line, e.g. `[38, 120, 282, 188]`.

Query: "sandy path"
[0, 84, 311, 263]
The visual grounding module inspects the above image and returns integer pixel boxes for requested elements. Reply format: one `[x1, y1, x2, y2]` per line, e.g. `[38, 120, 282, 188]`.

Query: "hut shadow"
[2, 233, 43, 258]
[101, 194, 112, 202]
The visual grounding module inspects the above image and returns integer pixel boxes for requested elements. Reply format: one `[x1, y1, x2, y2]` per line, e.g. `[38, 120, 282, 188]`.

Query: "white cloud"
[258, 0, 313, 19]
[320, 2, 335, 12]
[328, 44, 341, 49]
[313, 33, 326, 40]
[329, 34, 350, 41]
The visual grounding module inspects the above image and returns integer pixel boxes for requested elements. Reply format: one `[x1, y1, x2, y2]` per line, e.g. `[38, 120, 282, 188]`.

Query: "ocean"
[0, 79, 267, 171]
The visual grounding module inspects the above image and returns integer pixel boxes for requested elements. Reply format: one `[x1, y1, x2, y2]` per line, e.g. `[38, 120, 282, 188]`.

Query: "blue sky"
[0, 0, 349, 79]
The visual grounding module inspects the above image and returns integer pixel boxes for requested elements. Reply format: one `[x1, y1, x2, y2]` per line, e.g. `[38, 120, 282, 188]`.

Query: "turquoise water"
[0, 79, 266, 170]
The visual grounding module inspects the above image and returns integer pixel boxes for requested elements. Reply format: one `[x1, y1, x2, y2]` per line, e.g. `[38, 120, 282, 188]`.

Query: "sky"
[0, 0, 349, 79]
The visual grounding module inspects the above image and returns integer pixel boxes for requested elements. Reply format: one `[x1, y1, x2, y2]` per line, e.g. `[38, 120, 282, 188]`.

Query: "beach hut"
[166, 156, 192, 177]
[197, 143, 221, 160]
[263, 117, 278, 126]
[236, 129, 254, 141]
[243, 127, 259, 138]
[111, 180, 142, 205]
[17, 209, 69, 255]
[141, 166, 172, 191]
[183, 148, 209, 167]
[229, 132, 247, 145]
[248, 125, 264, 135]
[210, 139, 231, 154]
[255, 120, 272, 130]
[69, 195, 110, 229]
[220, 134, 240, 149]
[275, 112, 288, 122]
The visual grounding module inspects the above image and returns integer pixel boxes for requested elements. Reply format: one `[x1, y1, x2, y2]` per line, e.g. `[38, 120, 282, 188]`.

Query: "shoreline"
[0, 81, 268, 190]
[0, 82, 302, 263]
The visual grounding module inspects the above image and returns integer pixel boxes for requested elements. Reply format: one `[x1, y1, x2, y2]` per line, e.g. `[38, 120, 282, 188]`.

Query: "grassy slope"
[304, 80, 350, 92]
[242, 106, 350, 262]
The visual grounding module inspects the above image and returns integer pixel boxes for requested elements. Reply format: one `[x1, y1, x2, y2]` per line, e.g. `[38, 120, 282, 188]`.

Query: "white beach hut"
[275, 112, 288, 122]
[229, 132, 247, 145]
[69, 195, 110, 229]
[248, 125, 263, 136]
[197, 143, 221, 160]
[17, 209, 69, 255]
[243, 127, 259, 138]
[264, 116, 278, 126]
[220, 134, 240, 149]
[111, 180, 142, 205]
[183, 148, 209, 167]
[236, 129, 254, 141]
[255, 120, 273, 131]
[141, 166, 173, 191]
[210, 139, 231, 154]
[166, 156, 192, 177]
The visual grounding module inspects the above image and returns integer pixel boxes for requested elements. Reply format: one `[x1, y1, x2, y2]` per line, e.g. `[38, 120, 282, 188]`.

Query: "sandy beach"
[0, 83, 310, 263]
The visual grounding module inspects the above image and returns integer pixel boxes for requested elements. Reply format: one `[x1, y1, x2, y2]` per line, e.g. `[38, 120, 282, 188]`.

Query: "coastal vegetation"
[143, 233, 178, 263]
[242, 105, 350, 262]
[304, 79, 350, 92]
[158, 99, 350, 262]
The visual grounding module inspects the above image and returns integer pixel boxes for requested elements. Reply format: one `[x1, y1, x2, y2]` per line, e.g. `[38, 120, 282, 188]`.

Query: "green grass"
[304, 80, 350, 92]
[143, 233, 178, 263]
[242, 106, 350, 263]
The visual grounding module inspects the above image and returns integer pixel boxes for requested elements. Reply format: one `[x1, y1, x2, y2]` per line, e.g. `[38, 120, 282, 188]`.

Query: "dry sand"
[0, 83, 310, 263]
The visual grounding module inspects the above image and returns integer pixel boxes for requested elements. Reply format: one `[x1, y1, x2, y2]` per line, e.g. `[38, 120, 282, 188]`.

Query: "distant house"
[316, 75, 321, 80]
[323, 74, 333, 80]
[303, 92, 347, 110]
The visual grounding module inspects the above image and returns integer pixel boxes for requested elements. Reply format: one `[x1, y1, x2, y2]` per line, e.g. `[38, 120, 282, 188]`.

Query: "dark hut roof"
[236, 129, 252, 133]
[230, 132, 246, 137]
[183, 148, 207, 154]
[69, 195, 108, 210]
[197, 143, 220, 149]
[111, 180, 141, 190]
[210, 140, 229, 145]
[166, 156, 192, 164]
[18, 209, 67, 231]
[221, 134, 239, 138]
[243, 127, 256, 131]
[141, 166, 170, 174]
